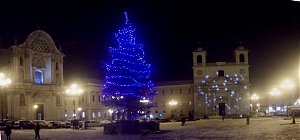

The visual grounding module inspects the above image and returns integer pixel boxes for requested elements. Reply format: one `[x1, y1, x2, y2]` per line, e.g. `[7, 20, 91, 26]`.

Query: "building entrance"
[35, 104, 44, 120]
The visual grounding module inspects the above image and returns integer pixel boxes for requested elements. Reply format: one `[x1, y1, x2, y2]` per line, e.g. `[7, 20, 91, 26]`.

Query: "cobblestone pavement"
[1, 117, 299, 140]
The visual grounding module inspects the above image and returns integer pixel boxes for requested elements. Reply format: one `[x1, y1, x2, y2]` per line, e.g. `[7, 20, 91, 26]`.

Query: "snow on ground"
[1, 117, 299, 140]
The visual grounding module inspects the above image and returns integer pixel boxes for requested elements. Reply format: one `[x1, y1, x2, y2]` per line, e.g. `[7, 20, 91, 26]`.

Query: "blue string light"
[103, 12, 156, 108]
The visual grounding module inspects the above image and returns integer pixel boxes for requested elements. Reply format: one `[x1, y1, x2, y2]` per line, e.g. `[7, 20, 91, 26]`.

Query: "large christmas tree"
[103, 12, 156, 120]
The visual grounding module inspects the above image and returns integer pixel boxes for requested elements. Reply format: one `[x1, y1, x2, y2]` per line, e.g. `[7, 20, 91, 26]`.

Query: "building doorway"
[35, 104, 44, 120]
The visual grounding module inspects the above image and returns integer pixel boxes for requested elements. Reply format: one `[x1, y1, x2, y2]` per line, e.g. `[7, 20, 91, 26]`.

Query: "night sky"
[0, 0, 299, 94]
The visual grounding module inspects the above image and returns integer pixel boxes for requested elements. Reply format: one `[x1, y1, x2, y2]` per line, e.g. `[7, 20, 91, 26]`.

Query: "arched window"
[197, 55, 202, 64]
[239, 54, 245, 62]
[218, 70, 224, 77]
[34, 71, 43, 84]
[20, 57, 24, 65]
[20, 93, 25, 106]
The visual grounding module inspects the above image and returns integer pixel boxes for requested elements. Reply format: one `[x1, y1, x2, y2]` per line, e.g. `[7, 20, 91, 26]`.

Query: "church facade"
[150, 47, 251, 119]
[0, 30, 109, 121]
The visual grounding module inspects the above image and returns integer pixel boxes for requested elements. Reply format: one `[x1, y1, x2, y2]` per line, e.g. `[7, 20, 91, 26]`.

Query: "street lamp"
[251, 94, 259, 112]
[270, 88, 280, 95]
[34, 105, 38, 120]
[169, 100, 177, 105]
[66, 84, 82, 119]
[0, 73, 11, 124]
[281, 80, 294, 104]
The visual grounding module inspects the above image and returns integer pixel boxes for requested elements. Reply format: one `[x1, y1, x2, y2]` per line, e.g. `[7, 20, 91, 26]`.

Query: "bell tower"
[235, 46, 249, 65]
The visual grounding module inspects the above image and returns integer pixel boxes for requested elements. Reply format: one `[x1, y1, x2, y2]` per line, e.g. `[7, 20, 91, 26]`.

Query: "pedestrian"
[246, 115, 250, 125]
[181, 117, 186, 126]
[35, 122, 41, 139]
[4, 122, 12, 140]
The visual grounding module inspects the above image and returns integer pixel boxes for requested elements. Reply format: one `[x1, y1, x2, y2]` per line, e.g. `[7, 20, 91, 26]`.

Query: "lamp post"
[34, 105, 38, 120]
[66, 84, 82, 119]
[270, 88, 281, 113]
[251, 94, 259, 117]
[0, 73, 11, 124]
[281, 80, 294, 104]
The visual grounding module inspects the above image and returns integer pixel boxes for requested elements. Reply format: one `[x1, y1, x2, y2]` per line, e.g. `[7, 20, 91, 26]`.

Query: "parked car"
[85, 120, 100, 127]
[49, 121, 66, 128]
[99, 120, 115, 127]
[32, 120, 53, 129]
[15, 120, 36, 129]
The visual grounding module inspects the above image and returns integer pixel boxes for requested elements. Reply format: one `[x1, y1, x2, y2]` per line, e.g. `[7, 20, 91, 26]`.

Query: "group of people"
[3, 122, 41, 140]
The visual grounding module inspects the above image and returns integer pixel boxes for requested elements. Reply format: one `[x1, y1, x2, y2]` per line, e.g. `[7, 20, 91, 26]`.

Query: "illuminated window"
[82, 112, 85, 118]
[189, 101, 192, 106]
[276, 107, 281, 111]
[98, 112, 101, 118]
[92, 112, 95, 119]
[34, 71, 43, 84]
[179, 102, 182, 106]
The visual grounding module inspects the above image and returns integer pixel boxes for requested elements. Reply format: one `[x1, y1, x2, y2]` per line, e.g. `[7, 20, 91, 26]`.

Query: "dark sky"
[0, 0, 299, 93]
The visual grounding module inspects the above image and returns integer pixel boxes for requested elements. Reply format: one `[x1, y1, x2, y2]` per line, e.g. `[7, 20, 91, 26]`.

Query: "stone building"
[0, 30, 109, 121]
[150, 46, 251, 119]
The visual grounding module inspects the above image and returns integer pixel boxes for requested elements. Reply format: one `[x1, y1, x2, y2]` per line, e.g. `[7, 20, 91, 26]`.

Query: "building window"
[162, 90, 165, 95]
[64, 110, 67, 118]
[104, 112, 107, 118]
[82, 112, 85, 118]
[98, 112, 101, 118]
[34, 71, 43, 84]
[218, 70, 224, 77]
[180, 102, 182, 106]
[189, 88, 191, 94]
[155, 102, 157, 107]
[20, 93, 25, 106]
[239, 54, 245, 62]
[189, 101, 192, 106]
[162, 102, 165, 107]
[155, 110, 158, 113]
[98, 95, 101, 102]
[56, 95, 61, 105]
[20, 57, 23, 65]
[55, 62, 59, 70]
[92, 112, 95, 119]
[92, 95, 95, 102]
[163, 110, 166, 113]
[179, 89, 182, 94]
[171, 89, 173, 94]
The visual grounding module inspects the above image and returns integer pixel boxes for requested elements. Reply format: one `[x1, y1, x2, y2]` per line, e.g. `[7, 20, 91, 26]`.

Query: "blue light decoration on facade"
[103, 12, 156, 119]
